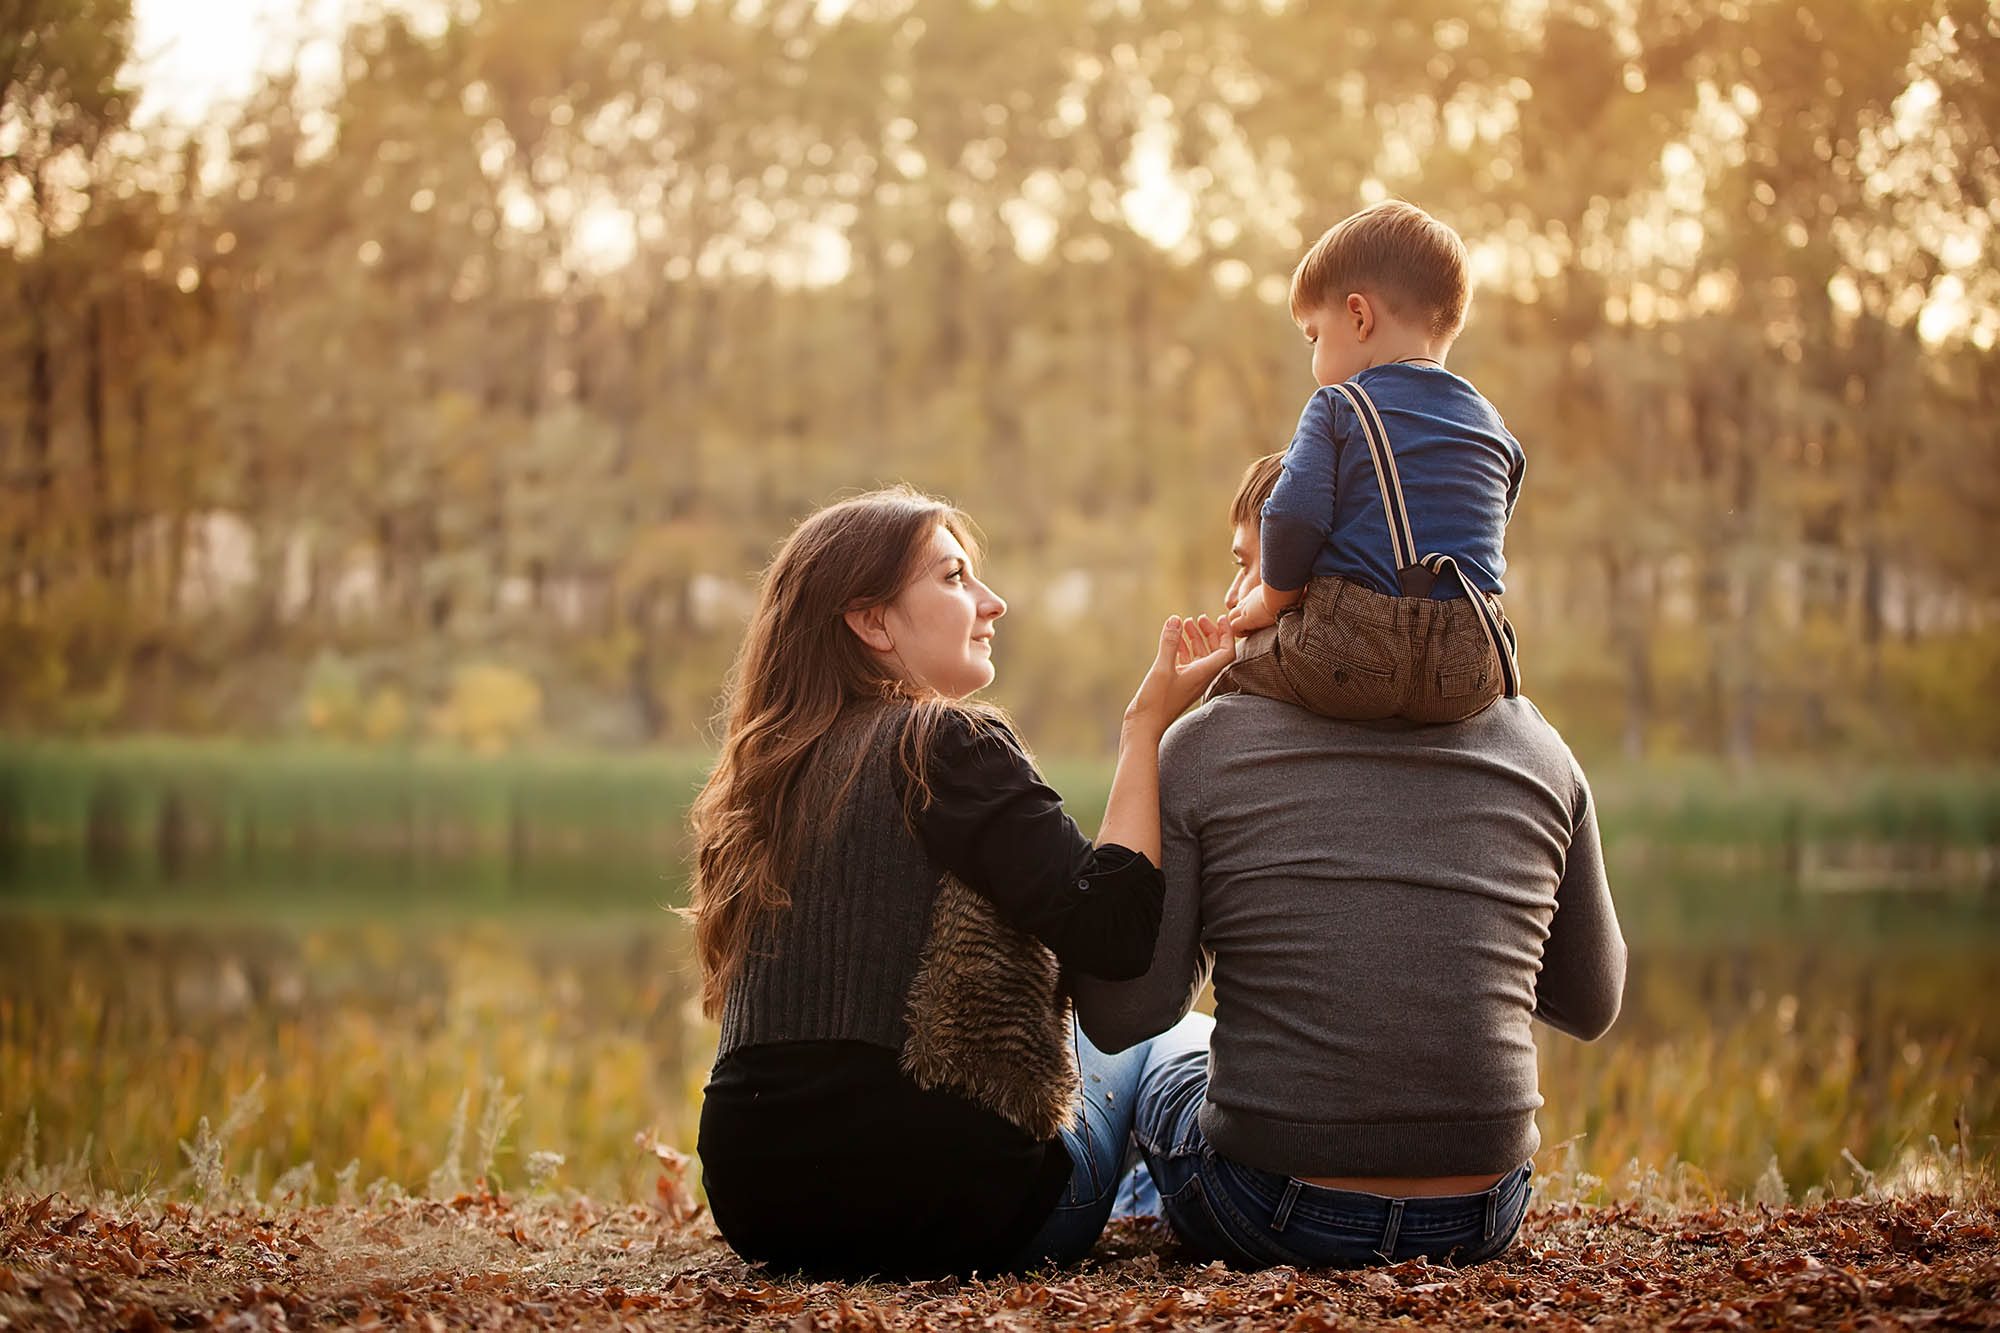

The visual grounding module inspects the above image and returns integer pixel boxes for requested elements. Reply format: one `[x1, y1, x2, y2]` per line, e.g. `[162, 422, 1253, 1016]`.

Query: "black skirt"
[698, 1039, 1073, 1279]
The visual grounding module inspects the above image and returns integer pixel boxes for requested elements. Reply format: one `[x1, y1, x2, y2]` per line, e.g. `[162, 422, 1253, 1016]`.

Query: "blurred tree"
[0, 0, 1992, 759]
[0, 0, 134, 606]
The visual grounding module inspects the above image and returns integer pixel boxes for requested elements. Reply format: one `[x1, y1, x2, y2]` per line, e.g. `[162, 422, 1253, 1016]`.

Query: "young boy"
[1219, 199, 1523, 723]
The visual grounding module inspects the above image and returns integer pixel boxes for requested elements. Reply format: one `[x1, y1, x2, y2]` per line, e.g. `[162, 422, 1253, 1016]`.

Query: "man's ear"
[843, 605, 894, 654]
[1348, 291, 1375, 341]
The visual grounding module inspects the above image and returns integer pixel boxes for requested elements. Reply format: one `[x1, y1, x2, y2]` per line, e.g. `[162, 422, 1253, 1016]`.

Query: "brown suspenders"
[1328, 381, 1521, 699]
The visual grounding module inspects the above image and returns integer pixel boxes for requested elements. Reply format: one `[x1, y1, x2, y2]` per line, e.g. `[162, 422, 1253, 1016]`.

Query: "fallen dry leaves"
[0, 1188, 1994, 1331]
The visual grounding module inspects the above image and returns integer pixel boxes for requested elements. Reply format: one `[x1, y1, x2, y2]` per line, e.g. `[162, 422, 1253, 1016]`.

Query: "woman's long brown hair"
[687, 485, 1002, 1016]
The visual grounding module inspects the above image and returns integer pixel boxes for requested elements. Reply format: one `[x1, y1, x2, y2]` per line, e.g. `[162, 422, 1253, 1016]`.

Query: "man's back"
[1075, 692, 1624, 1179]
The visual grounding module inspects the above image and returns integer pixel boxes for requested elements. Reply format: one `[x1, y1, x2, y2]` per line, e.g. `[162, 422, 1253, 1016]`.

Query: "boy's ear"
[843, 604, 895, 654]
[1348, 292, 1376, 340]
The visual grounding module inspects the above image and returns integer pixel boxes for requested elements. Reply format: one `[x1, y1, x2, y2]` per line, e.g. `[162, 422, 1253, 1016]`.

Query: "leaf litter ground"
[1, 1187, 1994, 1330]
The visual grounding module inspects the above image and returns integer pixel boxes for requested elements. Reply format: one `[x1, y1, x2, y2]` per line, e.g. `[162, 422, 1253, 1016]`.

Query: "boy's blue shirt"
[1260, 361, 1524, 598]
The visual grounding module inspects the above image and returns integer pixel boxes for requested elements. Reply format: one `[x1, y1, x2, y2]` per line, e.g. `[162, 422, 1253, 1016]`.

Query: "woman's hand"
[1124, 614, 1235, 735]
[1098, 615, 1232, 866]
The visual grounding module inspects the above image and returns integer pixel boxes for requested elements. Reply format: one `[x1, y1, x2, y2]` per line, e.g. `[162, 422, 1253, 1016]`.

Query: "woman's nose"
[978, 580, 1006, 619]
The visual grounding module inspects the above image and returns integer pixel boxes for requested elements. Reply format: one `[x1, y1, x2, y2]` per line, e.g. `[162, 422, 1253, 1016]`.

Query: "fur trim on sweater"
[899, 874, 1078, 1141]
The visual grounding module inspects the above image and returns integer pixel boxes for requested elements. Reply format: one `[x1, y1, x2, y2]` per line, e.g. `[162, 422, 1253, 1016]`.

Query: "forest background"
[5, 0, 1997, 763]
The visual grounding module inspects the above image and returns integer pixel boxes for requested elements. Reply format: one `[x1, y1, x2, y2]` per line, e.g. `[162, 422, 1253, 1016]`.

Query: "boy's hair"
[1289, 200, 1469, 341]
[1230, 453, 1285, 526]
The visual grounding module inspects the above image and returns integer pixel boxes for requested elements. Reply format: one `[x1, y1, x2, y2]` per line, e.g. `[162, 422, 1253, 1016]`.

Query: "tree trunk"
[1860, 545, 1885, 702]
[932, 235, 964, 389]
[85, 298, 115, 582]
[626, 578, 667, 740]
[1607, 551, 1653, 759]
[23, 269, 55, 608]
[861, 215, 892, 435]
[125, 330, 149, 606]
[1126, 272, 1154, 507]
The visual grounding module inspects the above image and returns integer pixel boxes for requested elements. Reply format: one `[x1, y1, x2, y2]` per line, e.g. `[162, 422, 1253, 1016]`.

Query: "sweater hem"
[1200, 1104, 1541, 1179]
[718, 1017, 908, 1062]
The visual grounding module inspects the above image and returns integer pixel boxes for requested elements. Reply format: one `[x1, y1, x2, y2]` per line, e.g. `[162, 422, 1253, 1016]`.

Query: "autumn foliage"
[4, 0, 1999, 760]
[2, 1184, 1996, 1331]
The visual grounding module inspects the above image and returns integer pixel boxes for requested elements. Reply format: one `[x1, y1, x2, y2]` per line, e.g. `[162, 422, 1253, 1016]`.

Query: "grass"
[0, 918, 709, 1204]
[0, 917, 1991, 1209]
[7, 737, 2000, 864]
[0, 737, 709, 871]
[1537, 944, 1998, 1203]
[0, 736, 1993, 1220]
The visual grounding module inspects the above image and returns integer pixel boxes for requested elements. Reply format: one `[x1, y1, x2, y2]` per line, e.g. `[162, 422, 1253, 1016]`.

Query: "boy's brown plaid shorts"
[1212, 575, 1511, 724]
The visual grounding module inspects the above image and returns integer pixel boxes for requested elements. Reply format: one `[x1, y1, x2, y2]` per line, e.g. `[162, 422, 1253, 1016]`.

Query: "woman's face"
[875, 524, 1007, 698]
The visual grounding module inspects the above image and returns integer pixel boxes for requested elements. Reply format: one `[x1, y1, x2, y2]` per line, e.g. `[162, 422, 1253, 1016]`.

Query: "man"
[1071, 454, 1626, 1268]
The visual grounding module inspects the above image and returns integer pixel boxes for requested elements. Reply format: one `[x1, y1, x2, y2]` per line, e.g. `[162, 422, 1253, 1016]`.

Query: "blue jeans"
[1013, 1010, 1210, 1266]
[1129, 1013, 1533, 1268]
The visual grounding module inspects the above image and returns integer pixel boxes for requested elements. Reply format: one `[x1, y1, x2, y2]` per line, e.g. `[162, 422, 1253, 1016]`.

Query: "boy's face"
[1226, 518, 1262, 613]
[1300, 298, 1369, 388]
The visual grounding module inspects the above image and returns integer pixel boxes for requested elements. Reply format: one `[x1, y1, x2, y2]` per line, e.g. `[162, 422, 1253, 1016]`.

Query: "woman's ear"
[843, 605, 895, 654]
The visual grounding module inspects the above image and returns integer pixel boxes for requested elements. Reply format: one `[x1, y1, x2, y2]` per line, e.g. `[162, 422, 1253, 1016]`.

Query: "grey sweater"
[1073, 693, 1625, 1178]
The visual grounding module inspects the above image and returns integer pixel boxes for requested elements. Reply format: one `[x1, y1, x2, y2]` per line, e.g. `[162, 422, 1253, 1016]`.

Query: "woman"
[690, 485, 1231, 1278]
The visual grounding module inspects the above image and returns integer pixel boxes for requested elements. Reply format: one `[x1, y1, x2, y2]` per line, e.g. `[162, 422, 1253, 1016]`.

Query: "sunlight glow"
[1121, 137, 1191, 249]
[112, 0, 1990, 336]
[128, 0, 351, 125]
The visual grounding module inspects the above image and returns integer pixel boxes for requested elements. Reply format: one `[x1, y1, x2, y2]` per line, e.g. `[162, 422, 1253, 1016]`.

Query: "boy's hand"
[1226, 584, 1279, 634]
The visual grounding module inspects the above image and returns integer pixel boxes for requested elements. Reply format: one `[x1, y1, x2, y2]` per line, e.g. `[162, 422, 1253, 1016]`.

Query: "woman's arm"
[1093, 615, 1234, 864]
[1074, 710, 1215, 1053]
[913, 719, 1162, 979]
[913, 616, 1232, 981]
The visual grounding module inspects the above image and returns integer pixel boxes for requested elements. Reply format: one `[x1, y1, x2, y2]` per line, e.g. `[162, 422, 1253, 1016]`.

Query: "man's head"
[1290, 201, 1470, 386]
[1226, 453, 1285, 615]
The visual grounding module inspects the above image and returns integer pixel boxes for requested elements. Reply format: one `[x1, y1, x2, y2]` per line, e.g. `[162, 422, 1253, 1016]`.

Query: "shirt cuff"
[1078, 842, 1156, 891]
[1258, 513, 1321, 592]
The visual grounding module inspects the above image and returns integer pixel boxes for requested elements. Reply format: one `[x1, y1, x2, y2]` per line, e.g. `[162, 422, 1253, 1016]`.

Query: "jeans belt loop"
[1269, 1178, 1302, 1232]
[1483, 1179, 1500, 1241]
[1378, 1197, 1406, 1257]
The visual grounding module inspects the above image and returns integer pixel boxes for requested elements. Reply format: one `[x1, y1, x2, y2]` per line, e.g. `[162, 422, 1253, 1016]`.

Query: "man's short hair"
[1289, 200, 1469, 341]
[1230, 453, 1286, 526]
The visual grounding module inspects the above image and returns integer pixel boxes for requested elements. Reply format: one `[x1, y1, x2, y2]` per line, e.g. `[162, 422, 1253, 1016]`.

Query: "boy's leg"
[1205, 624, 1311, 709]
[1223, 578, 1411, 721]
